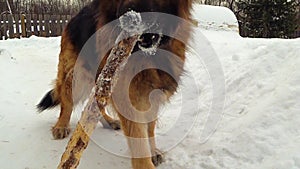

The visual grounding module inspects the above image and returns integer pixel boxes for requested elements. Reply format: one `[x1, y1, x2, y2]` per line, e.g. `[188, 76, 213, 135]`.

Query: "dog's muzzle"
[119, 10, 163, 54]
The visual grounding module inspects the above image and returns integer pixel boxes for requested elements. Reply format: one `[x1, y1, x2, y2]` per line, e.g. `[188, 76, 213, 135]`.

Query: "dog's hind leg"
[52, 70, 73, 140]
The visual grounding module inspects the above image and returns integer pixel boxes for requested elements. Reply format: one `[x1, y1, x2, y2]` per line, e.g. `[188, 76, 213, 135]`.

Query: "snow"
[119, 10, 143, 33]
[192, 4, 239, 32]
[1, 4, 300, 169]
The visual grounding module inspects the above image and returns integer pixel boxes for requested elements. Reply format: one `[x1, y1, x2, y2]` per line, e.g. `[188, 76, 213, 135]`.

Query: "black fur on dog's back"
[67, 6, 97, 52]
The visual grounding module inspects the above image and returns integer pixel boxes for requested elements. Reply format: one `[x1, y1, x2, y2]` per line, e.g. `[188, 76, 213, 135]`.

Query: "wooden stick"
[57, 35, 140, 169]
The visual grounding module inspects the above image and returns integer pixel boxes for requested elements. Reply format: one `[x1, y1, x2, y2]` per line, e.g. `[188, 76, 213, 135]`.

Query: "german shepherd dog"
[38, 0, 192, 168]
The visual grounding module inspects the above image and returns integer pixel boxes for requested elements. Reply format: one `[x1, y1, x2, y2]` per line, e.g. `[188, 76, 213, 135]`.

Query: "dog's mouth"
[138, 33, 161, 48]
[136, 33, 163, 55]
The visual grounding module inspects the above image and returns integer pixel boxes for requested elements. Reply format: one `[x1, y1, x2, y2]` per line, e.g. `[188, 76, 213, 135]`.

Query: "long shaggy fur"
[38, 0, 192, 168]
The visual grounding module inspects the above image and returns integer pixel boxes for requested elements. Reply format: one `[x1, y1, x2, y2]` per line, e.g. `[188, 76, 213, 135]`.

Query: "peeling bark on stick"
[58, 97, 100, 169]
[57, 35, 140, 169]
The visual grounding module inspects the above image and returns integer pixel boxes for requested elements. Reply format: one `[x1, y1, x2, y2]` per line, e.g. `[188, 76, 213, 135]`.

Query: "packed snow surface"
[0, 4, 300, 169]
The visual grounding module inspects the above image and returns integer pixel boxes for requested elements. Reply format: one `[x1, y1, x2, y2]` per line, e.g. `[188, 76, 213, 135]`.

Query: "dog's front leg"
[118, 114, 155, 169]
[148, 121, 164, 166]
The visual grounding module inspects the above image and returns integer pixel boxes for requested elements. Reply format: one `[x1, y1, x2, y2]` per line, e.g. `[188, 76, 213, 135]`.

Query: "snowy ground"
[0, 4, 300, 169]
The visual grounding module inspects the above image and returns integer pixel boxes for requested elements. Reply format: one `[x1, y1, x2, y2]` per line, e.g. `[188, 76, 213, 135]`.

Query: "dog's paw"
[101, 119, 121, 130]
[152, 149, 164, 166]
[52, 126, 71, 139]
[109, 120, 121, 130]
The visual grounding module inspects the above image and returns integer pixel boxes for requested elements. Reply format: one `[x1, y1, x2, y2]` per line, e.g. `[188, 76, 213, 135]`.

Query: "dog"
[37, 0, 192, 168]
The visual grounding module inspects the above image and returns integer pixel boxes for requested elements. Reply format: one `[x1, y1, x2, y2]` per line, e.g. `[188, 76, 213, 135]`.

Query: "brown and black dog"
[37, 0, 192, 168]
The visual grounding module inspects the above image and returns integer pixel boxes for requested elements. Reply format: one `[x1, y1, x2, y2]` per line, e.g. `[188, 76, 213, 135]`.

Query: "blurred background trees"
[237, 0, 298, 38]
[1, 0, 299, 38]
[196, 0, 299, 38]
[0, 0, 92, 15]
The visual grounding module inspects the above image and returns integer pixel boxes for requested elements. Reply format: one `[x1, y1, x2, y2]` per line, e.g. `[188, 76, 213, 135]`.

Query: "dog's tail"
[37, 89, 60, 112]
